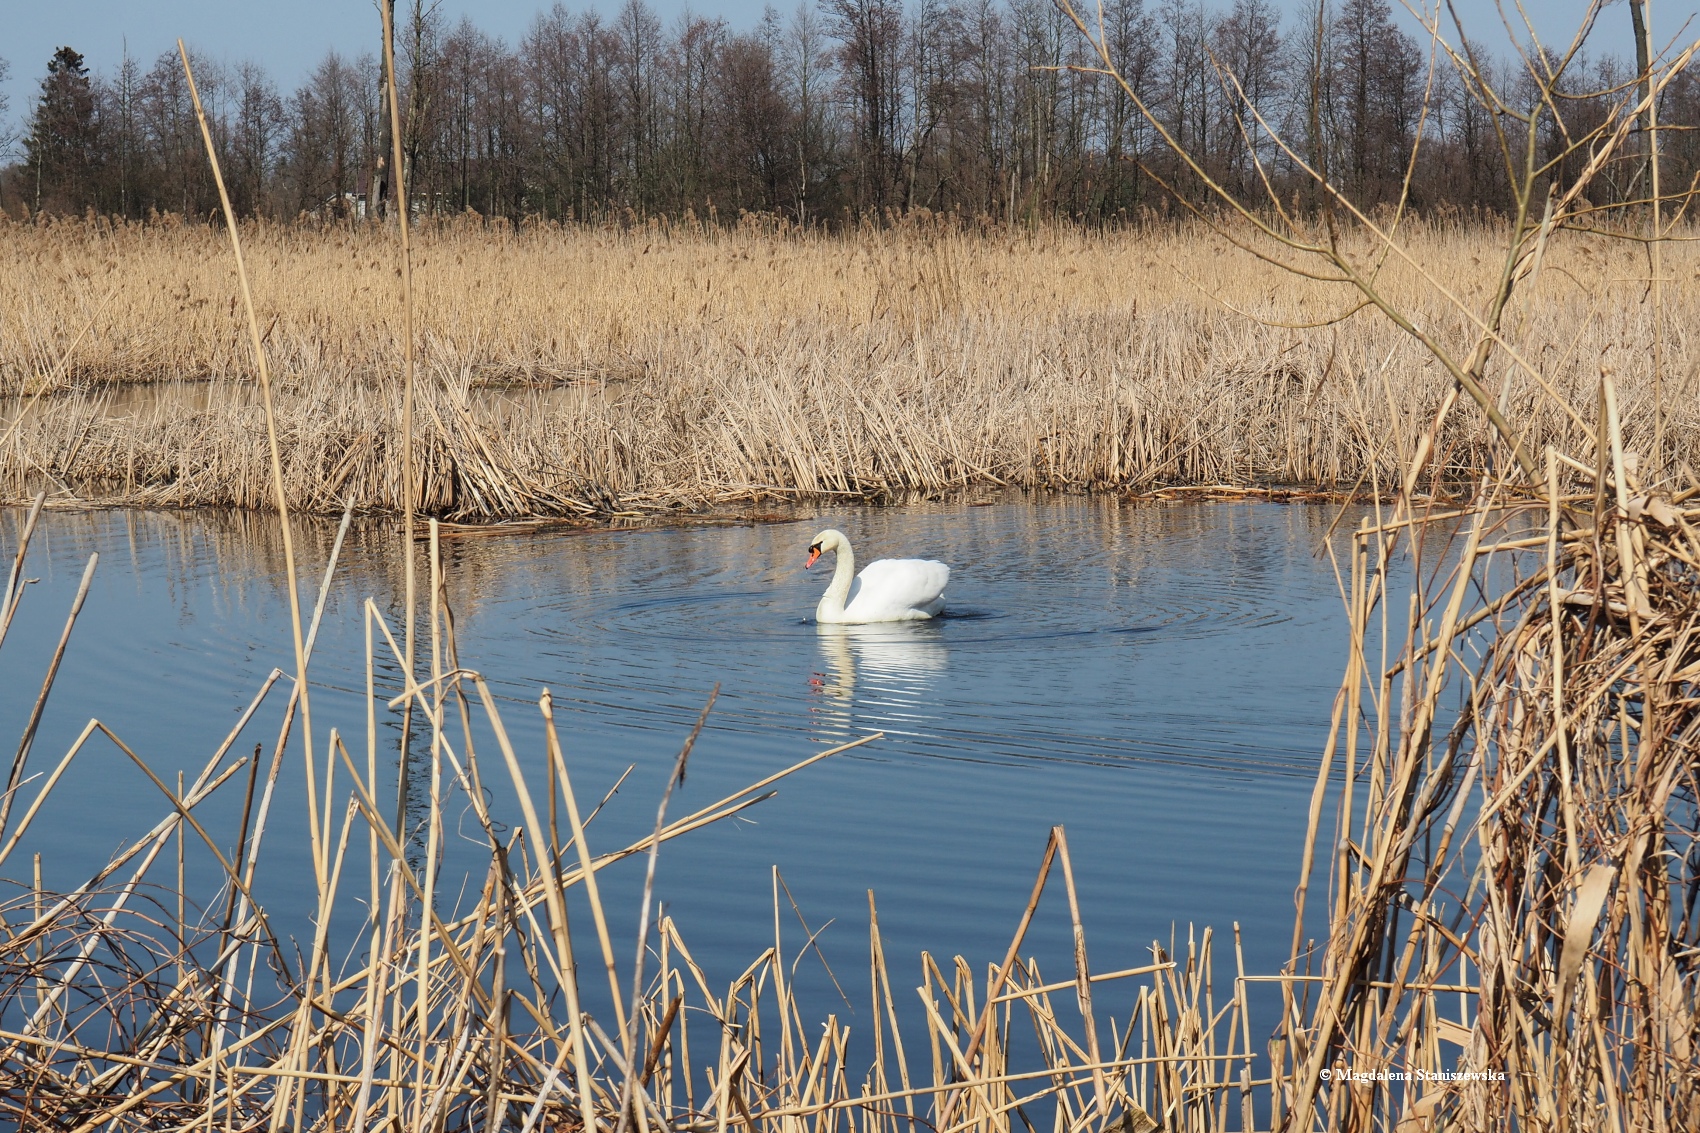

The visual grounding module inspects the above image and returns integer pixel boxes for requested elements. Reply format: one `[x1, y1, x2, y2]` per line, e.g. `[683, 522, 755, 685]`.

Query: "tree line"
[4, 0, 1695, 226]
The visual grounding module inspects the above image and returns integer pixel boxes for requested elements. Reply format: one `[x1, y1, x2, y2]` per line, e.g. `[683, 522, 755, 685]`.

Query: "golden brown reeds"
[3, 214, 1697, 517]
[1255, 397, 1700, 1132]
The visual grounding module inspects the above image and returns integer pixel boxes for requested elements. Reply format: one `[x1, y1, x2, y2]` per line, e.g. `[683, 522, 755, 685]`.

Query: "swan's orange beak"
[805, 546, 821, 568]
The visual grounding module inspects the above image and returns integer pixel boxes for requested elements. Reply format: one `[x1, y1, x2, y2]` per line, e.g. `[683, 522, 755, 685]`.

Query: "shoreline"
[0, 481, 1430, 529]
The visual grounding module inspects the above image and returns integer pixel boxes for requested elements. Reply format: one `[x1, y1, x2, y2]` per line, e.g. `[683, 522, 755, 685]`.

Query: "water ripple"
[0, 495, 1362, 989]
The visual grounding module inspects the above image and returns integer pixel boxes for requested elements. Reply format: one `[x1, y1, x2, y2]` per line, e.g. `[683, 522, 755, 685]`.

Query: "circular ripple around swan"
[499, 516, 1306, 656]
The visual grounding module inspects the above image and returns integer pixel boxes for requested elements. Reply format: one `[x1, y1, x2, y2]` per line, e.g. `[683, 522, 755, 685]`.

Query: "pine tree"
[25, 46, 99, 213]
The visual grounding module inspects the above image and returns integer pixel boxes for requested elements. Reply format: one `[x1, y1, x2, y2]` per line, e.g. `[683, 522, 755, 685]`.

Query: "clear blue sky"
[0, 0, 1665, 151]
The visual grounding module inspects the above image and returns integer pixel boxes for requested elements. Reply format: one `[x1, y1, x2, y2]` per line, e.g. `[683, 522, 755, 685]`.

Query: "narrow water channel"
[0, 496, 1356, 1007]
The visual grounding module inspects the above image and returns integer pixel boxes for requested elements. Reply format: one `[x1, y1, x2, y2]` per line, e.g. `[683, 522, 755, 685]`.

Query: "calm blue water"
[0, 497, 1354, 1013]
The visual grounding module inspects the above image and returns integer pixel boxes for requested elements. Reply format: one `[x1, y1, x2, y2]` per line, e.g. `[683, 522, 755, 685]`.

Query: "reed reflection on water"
[0, 495, 1358, 993]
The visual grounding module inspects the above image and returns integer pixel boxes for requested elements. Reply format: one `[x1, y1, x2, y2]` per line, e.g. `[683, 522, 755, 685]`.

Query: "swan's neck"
[817, 542, 856, 620]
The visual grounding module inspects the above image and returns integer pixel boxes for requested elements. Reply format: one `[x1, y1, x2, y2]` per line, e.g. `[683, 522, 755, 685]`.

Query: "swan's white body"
[806, 529, 949, 624]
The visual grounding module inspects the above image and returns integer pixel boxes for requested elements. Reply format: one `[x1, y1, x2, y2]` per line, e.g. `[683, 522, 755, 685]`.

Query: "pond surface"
[0, 496, 1355, 1010]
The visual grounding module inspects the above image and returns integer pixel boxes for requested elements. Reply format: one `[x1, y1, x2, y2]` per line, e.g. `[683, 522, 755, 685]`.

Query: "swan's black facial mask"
[805, 544, 822, 568]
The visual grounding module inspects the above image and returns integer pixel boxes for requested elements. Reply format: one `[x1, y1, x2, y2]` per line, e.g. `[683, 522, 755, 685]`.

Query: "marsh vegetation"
[2, 0, 1700, 1128]
[3, 215, 1695, 517]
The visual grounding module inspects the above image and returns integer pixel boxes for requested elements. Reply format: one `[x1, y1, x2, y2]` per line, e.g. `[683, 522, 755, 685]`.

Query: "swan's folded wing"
[853, 558, 951, 613]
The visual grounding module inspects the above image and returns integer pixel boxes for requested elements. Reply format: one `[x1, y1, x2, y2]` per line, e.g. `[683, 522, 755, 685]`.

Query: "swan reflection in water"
[808, 622, 949, 744]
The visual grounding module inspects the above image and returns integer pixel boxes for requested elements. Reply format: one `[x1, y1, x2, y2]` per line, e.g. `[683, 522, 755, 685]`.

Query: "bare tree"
[783, 3, 837, 220]
[615, 0, 665, 209]
[6, 0, 1692, 226]
[230, 62, 283, 216]
[523, 3, 620, 219]
[284, 51, 365, 217]
[103, 50, 143, 216]
[1211, 0, 1283, 195]
[714, 30, 796, 211]
[1331, 0, 1420, 205]
[827, 0, 907, 210]
[398, 0, 442, 212]
[140, 48, 213, 218]
[0, 57, 13, 175]
[1008, 0, 1069, 217]
[1097, 0, 1156, 213]
[663, 13, 727, 210]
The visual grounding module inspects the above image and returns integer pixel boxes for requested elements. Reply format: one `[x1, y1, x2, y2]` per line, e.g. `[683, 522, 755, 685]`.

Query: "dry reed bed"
[6, 209, 1700, 1130]
[1256, 399, 1700, 1130]
[3, 217, 1696, 517]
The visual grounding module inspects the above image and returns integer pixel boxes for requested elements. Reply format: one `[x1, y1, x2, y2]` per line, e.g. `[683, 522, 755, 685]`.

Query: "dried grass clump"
[4, 216, 1697, 516]
[1258, 393, 1700, 1131]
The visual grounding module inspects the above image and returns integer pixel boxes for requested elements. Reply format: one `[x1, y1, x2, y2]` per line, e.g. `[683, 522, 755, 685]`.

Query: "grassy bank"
[4, 215, 1694, 517]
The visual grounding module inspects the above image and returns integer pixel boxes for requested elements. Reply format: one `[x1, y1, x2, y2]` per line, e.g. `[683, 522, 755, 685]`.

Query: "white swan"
[805, 529, 950, 624]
